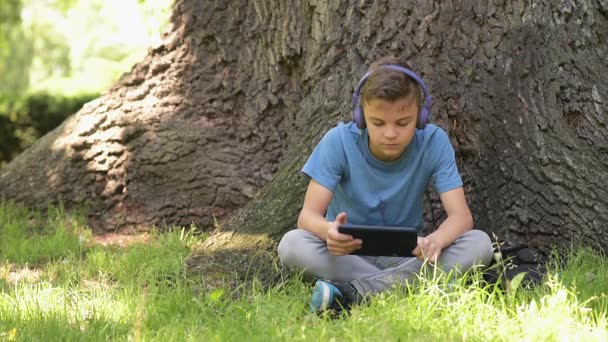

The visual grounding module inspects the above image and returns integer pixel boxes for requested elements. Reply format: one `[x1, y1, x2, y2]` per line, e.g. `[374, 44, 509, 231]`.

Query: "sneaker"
[309, 280, 362, 314]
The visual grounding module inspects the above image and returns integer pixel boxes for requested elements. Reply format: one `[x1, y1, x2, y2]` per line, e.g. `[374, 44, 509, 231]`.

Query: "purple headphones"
[352, 65, 432, 130]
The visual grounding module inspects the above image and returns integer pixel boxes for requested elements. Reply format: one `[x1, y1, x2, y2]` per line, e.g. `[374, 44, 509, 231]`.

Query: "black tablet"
[338, 224, 418, 257]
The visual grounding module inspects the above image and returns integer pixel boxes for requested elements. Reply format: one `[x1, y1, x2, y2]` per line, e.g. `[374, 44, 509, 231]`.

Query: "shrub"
[0, 92, 98, 165]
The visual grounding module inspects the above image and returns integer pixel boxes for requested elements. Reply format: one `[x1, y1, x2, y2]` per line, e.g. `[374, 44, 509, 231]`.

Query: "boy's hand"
[412, 236, 443, 264]
[326, 212, 363, 256]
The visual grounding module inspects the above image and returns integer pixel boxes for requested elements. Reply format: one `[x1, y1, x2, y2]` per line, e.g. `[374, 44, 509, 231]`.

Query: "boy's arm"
[413, 186, 473, 263]
[297, 180, 334, 241]
[297, 180, 362, 255]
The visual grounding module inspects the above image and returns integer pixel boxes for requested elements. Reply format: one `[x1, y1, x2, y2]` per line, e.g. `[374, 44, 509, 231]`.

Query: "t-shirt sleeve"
[431, 130, 463, 193]
[301, 128, 345, 192]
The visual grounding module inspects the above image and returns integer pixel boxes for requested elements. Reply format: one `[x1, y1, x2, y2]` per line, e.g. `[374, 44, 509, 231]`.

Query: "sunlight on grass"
[513, 276, 607, 341]
[0, 200, 607, 341]
[0, 282, 133, 332]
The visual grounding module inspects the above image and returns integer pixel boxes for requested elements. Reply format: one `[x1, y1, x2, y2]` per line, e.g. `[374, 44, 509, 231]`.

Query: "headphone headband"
[352, 65, 432, 130]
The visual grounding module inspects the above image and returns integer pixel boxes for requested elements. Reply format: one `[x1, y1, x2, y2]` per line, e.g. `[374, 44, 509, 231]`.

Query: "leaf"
[507, 271, 527, 295]
[207, 288, 225, 303]
[8, 328, 17, 341]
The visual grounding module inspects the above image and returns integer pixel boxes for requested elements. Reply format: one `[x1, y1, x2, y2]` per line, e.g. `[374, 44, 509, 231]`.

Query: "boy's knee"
[467, 229, 494, 266]
[277, 229, 306, 265]
[442, 229, 494, 274]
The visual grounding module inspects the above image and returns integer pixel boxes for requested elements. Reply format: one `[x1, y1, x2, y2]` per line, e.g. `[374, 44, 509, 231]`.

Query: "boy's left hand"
[412, 236, 442, 264]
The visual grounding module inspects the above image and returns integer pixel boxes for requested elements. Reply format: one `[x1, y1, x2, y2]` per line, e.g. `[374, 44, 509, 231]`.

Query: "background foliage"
[0, 0, 173, 166]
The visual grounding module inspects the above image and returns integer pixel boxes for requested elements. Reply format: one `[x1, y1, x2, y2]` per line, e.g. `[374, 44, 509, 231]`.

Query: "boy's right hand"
[326, 212, 363, 256]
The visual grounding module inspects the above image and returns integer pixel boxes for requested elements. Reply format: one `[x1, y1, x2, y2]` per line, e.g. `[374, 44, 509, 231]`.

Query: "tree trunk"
[1, 0, 607, 286]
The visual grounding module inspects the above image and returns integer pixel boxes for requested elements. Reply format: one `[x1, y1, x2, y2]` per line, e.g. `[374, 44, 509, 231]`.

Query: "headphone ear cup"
[417, 106, 429, 130]
[353, 105, 366, 129]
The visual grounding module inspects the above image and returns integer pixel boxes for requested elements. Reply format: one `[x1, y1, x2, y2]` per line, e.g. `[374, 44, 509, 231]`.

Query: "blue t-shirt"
[301, 121, 463, 232]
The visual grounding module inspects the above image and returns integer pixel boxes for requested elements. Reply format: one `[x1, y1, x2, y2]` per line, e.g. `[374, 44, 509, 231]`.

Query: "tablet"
[338, 224, 418, 257]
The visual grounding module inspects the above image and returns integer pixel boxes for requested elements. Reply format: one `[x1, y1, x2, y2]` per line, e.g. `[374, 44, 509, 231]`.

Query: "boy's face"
[363, 96, 419, 162]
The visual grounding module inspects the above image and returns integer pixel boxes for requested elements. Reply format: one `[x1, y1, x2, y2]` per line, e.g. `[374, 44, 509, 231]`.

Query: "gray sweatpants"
[277, 229, 494, 296]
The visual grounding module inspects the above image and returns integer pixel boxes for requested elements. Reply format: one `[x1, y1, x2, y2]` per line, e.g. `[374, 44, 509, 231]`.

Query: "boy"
[277, 57, 493, 314]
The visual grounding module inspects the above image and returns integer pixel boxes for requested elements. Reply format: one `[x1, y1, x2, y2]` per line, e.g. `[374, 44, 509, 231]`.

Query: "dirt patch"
[91, 232, 152, 248]
[1, 264, 42, 284]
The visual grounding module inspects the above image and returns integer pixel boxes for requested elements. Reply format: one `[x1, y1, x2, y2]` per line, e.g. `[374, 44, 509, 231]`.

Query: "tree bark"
[1, 0, 607, 285]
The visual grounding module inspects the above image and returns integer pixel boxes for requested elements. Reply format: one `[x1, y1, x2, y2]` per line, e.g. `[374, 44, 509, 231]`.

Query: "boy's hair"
[361, 57, 422, 108]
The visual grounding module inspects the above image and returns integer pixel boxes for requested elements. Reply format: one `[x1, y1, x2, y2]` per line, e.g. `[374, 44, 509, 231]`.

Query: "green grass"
[0, 200, 607, 341]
